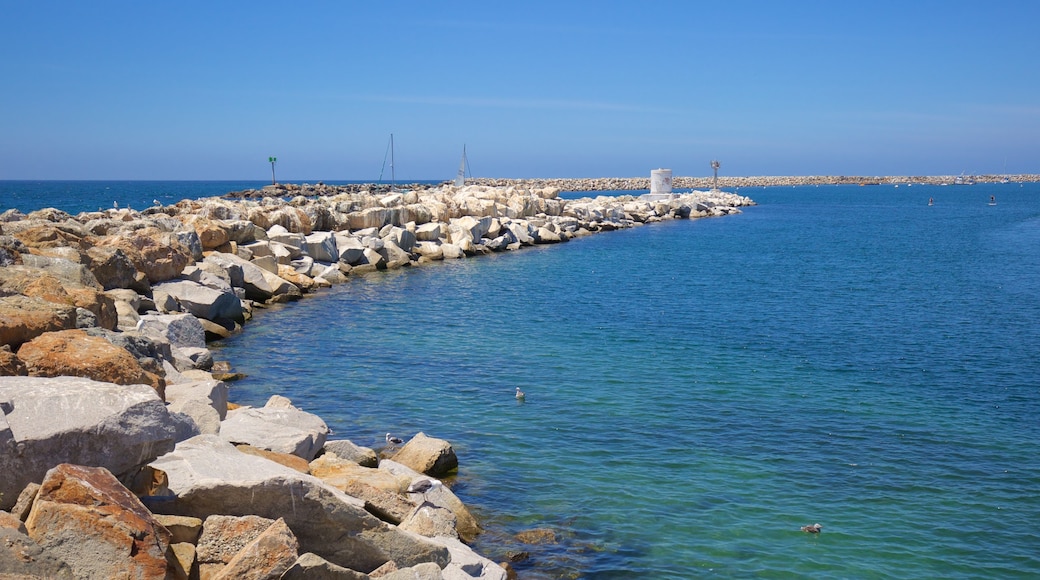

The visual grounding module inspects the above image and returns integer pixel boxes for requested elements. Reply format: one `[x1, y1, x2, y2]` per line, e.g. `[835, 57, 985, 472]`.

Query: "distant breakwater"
[224, 174, 1039, 200]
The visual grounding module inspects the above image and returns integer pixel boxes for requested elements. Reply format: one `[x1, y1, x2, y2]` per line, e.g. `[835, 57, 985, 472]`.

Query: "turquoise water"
[209, 183, 1040, 578]
[7, 181, 1039, 577]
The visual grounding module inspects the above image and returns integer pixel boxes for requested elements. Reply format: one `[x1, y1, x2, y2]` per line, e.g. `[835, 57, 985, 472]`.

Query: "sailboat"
[378, 133, 398, 192]
[454, 145, 471, 187]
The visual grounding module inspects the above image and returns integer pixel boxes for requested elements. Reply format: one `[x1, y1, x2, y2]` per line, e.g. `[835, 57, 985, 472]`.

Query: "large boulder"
[304, 231, 339, 263]
[84, 246, 141, 290]
[0, 376, 178, 510]
[0, 294, 77, 349]
[0, 266, 119, 332]
[323, 439, 378, 468]
[203, 252, 301, 303]
[391, 432, 459, 477]
[19, 254, 102, 289]
[335, 234, 366, 265]
[15, 329, 163, 393]
[95, 228, 193, 283]
[152, 279, 244, 322]
[308, 454, 414, 524]
[196, 514, 278, 577]
[149, 435, 450, 574]
[165, 379, 229, 436]
[219, 397, 330, 461]
[212, 517, 299, 580]
[24, 463, 172, 579]
[136, 313, 207, 349]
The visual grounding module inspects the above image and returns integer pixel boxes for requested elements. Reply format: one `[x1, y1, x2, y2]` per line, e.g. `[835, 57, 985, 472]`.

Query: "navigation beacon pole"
[268, 156, 278, 185]
[711, 159, 721, 192]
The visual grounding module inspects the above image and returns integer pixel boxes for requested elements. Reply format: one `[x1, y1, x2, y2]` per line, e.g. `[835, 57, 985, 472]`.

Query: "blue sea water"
[6, 180, 1040, 577]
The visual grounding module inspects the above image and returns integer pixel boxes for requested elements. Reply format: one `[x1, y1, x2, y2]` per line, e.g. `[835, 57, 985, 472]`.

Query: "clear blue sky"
[2, 1, 1038, 180]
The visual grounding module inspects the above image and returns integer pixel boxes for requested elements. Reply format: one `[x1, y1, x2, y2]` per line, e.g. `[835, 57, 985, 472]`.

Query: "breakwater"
[0, 182, 754, 577]
[222, 174, 1039, 200]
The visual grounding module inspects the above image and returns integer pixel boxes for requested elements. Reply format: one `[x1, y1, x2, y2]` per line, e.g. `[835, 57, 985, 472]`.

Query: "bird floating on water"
[801, 523, 822, 534]
[515, 387, 525, 400]
[385, 433, 404, 446]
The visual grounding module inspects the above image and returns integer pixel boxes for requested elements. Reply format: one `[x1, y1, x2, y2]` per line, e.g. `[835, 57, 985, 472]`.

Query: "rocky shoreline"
[0, 182, 753, 578]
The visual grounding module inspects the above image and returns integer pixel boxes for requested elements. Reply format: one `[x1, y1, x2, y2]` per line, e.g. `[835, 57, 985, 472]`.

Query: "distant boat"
[954, 172, 976, 185]
[454, 145, 471, 187]
[378, 133, 399, 192]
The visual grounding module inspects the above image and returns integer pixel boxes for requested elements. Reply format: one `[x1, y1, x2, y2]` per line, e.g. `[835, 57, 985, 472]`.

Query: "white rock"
[219, 405, 330, 460]
[0, 376, 177, 510]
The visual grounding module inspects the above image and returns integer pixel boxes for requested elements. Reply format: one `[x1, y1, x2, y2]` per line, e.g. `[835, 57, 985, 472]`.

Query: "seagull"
[515, 387, 525, 400]
[801, 523, 822, 534]
[406, 478, 443, 505]
[385, 433, 404, 446]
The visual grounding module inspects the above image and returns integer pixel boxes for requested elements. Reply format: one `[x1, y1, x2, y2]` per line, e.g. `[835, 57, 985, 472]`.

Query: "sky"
[2, 1, 1039, 180]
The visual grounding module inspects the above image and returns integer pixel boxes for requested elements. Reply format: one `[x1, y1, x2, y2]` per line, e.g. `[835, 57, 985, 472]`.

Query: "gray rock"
[152, 279, 244, 322]
[335, 234, 366, 265]
[322, 439, 378, 468]
[426, 536, 507, 580]
[0, 526, 75, 578]
[136, 312, 206, 349]
[172, 229, 204, 262]
[168, 410, 203, 442]
[304, 231, 339, 262]
[165, 379, 228, 420]
[19, 254, 102, 290]
[280, 552, 368, 579]
[149, 435, 450, 574]
[0, 376, 178, 510]
[75, 306, 98, 328]
[219, 404, 329, 461]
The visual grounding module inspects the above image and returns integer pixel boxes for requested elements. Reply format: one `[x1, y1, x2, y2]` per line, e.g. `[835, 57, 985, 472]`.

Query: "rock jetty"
[0, 182, 754, 578]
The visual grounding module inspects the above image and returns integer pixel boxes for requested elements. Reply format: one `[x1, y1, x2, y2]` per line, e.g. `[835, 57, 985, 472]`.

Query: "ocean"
[4, 180, 1040, 578]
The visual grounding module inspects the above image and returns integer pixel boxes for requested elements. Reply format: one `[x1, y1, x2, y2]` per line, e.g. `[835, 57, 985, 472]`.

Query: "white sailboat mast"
[454, 145, 468, 187]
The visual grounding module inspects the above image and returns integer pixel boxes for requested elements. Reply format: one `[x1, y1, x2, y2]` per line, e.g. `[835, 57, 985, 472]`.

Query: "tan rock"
[95, 227, 193, 283]
[391, 432, 459, 477]
[211, 518, 299, 580]
[196, 514, 276, 574]
[24, 463, 172, 579]
[235, 444, 311, 474]
[166, 542, 198, 580]
[153, 513, 204, 544]
[16, 329, 164, 395]
[0, 345, 28, 375]
[11, 481, 41, 521]
[0, 510, 24, 532]
[191, 217, 231, 250]
[0, 294, 77, 349]
[308, 454, 413, 523]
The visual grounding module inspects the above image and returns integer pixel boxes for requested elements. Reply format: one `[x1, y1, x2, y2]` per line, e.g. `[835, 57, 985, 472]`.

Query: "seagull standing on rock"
[406, 478, 443, 505]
